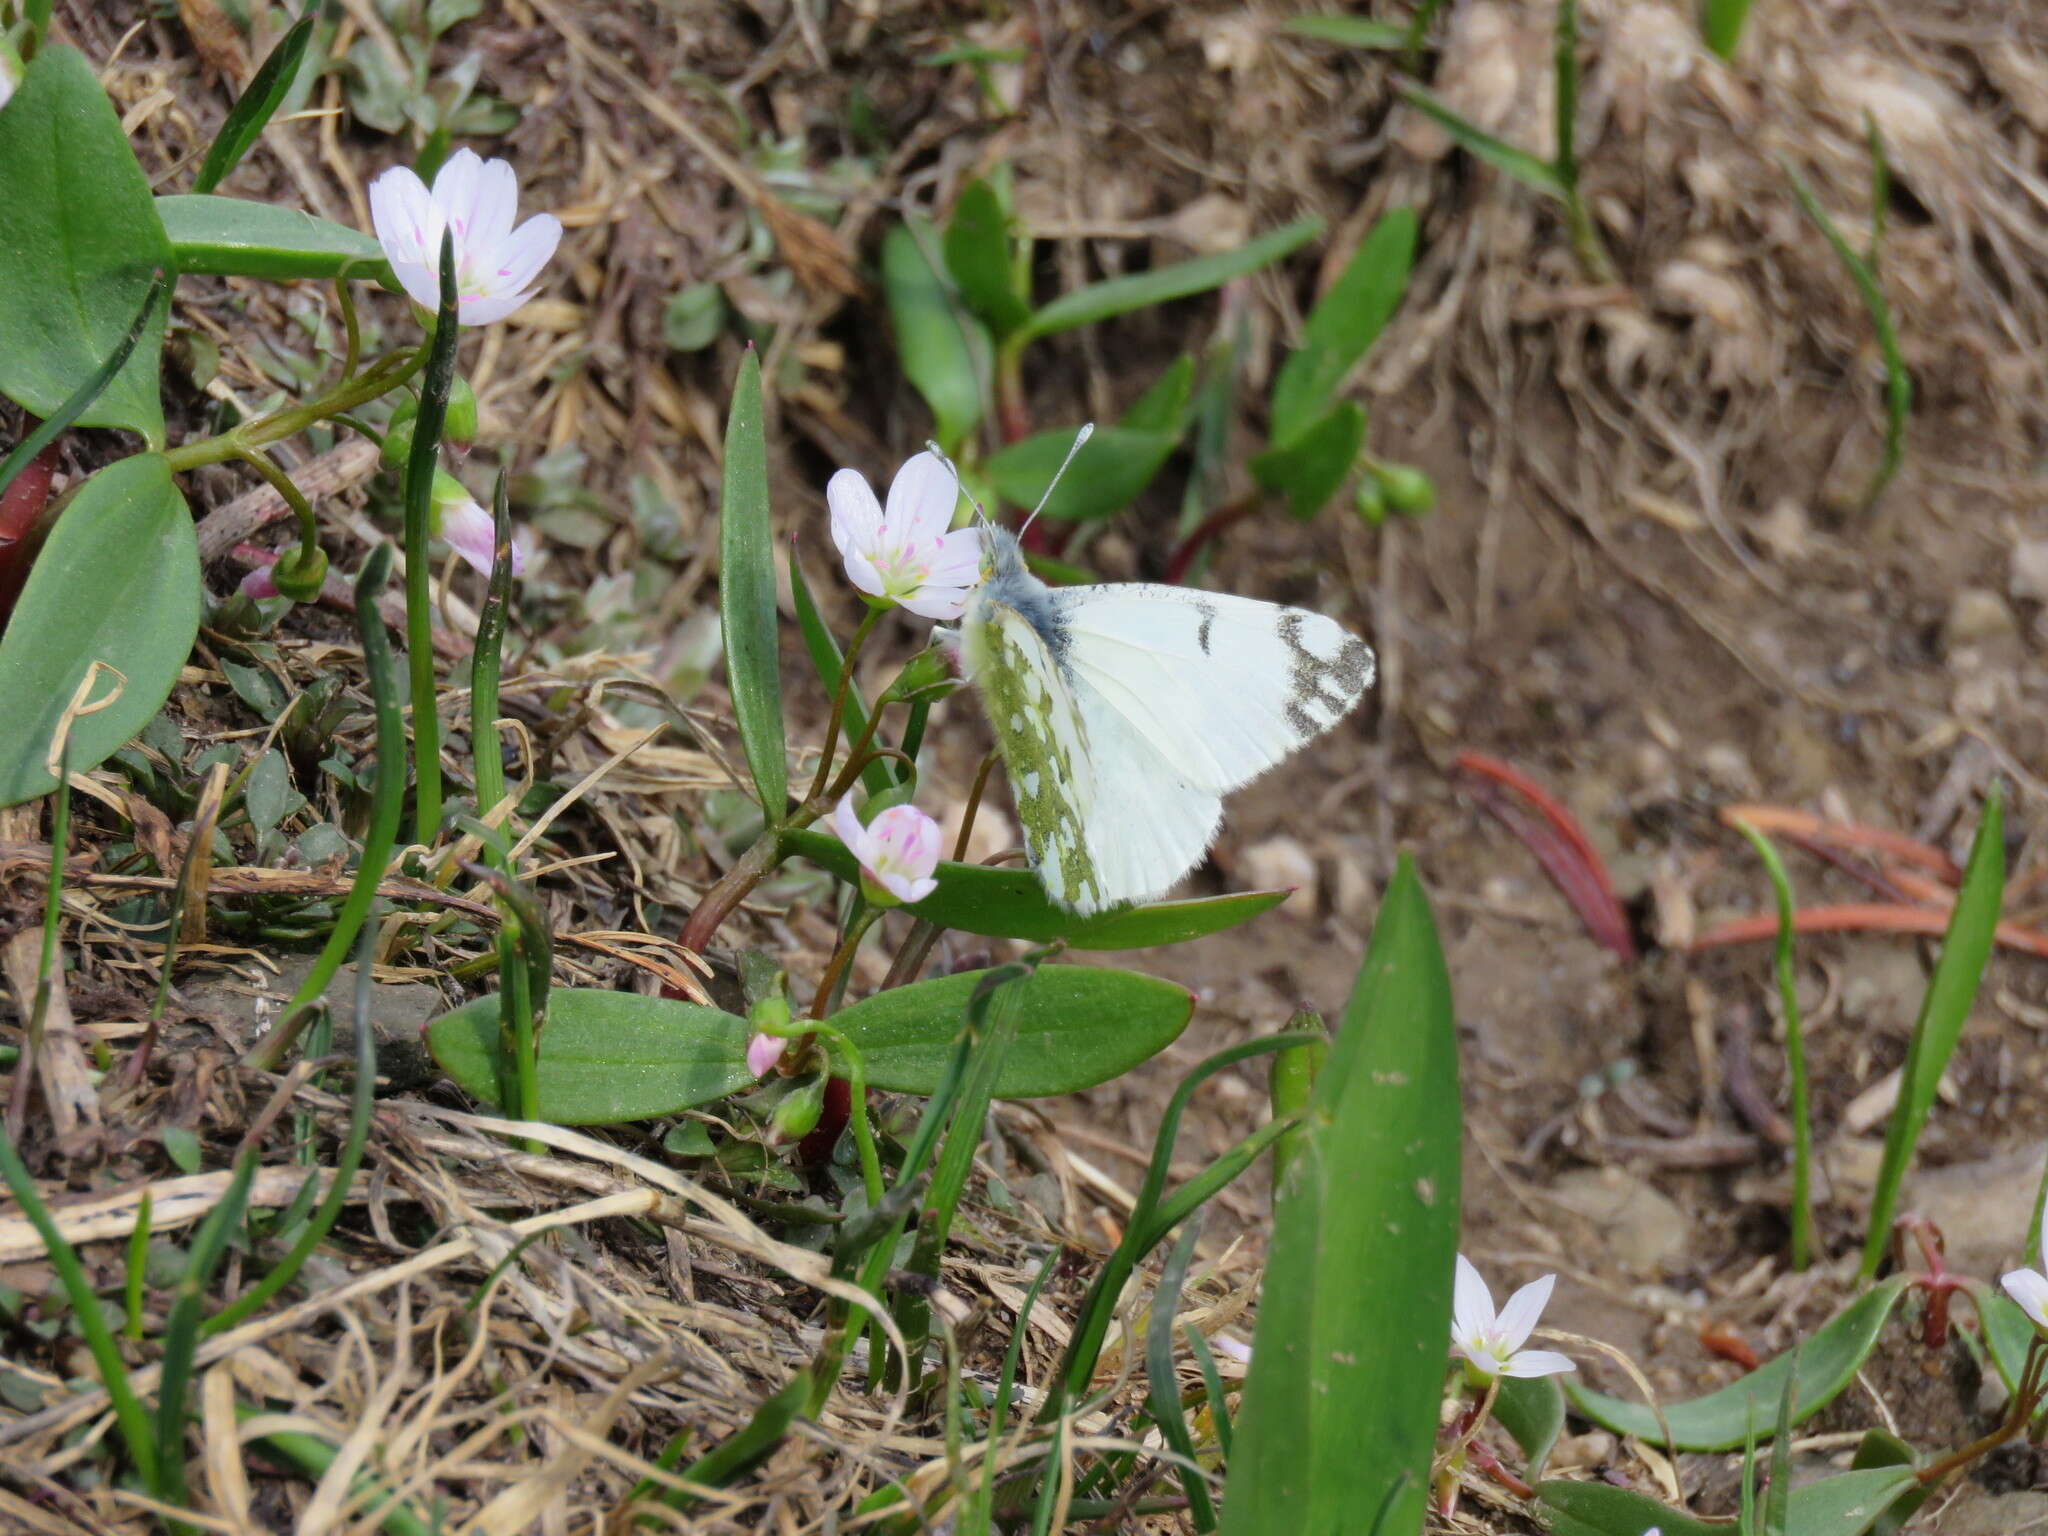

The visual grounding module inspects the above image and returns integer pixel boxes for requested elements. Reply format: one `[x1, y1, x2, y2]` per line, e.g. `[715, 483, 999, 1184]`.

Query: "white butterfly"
[957, 524, 1375, 915]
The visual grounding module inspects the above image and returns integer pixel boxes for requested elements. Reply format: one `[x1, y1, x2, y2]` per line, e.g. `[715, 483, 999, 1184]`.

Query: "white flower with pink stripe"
[827, 452, 981, 620]
[832, 792, 941, 905]
[369, 149, 561, 327]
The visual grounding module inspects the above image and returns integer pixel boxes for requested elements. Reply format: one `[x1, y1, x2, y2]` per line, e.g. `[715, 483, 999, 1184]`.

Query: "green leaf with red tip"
[780, 826, 1291, 947]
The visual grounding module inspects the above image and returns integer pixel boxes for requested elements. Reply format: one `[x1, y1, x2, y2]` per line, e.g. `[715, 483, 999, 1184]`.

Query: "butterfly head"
[973, 517, 1032, 587]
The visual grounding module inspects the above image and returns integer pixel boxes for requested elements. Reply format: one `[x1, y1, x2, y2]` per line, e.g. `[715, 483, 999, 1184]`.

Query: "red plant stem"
[1719, 804, 1963, 885]
[1690, 904, 2048, 960]
[1454, 751, 1636, 960]
[1164, 492, 1261, 585]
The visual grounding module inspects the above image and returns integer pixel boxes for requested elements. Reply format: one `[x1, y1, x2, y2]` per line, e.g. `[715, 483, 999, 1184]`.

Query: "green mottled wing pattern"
[959, 598, 1105, 912]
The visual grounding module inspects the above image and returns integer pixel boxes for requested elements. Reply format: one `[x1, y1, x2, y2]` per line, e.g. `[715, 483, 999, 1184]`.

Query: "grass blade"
[718, 348, 787, 818]
[1145, 1217, 1219, 1530]
[1731, 822, 1815, 1269]
[1185, 1324, 1233, 1460]
[1283, 15, 1408, 47]
[1018, 217, 1323, 342]
[1397, 83, 1568, 197]
[401, 232, 460, 840]
[1701, 0, 1755, 60]
[190, 7, 315, 195]
[1861, 785, 2003, 1275]
[1219, 855, 1459, 1535]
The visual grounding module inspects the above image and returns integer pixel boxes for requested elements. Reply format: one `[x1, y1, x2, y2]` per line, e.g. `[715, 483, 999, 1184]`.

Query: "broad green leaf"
[883, 219, 987, 452]
[1969, 1282, 2038, 1399]
[157, 195, 390, 283]
[718, 350, 787, 818]
[0, 272, 164, 501]
[190, 8, 315, 194]
[1219, 855, 1459, 1536]
[1539, 1469, 1921, 1536]
[836, 965, 1192, 1098]
[985, 424, 1180, 522]
[1250, 400, 1365, 520]
[1851, 1428, 1930, 1536]
[1702, 0, 1755, 60]
[1120, 353, 1196, 432]
[1283, 15, 1409, 47]
[1398, 83, 1568, 198]
[1494, 1374, 1565, 1479]
[944, 177, 1030, 340]
[1567, 1277, 1910, 1451]
[1019, 216, 1324, 343]
[1269, 208, 1416, 446]
[1862, 787, 2002, 1274]
[781, 827, 1290, 947]
[0, 456, 198, 806]
[0, 46, 172, 446]
[426, 990, 756, 1124]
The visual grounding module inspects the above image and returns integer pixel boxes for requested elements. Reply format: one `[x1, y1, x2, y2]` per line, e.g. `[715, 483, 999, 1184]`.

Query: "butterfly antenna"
[1019, 422, 1093, 539]
[922, 440, 991, 528]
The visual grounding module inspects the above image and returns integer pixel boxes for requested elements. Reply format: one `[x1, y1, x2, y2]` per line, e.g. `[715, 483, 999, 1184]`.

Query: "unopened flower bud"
[879, 645, 961, 705]
[1353, 477, 1388, 526]
[270, 546, 329, 602]
[1373, 461, 1436, 518]
[767, 1073, 827, 1145]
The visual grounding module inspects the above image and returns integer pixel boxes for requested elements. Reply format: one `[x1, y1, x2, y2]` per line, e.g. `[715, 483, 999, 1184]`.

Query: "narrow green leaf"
[1733, 821, 1815, 1269]
[425, 990, 757, 1124]
[1249, 400, 1365, 520]
[1269, 209, 1416, 447]
[1765, 1363, 1795, 1536]
[944, 177, 1030, 340]
[0, 270, 165, 502]
[1493, 1374, 1565, 1480]
[1397, 83, 1568, 197]
[780, 826, 1290, 947]
[1540, 1469, 1920, 1536]
[1219, 855, 1459, 1536]
[883, 219, 988, 452]
[833, 965, 1194, 1097]
[1968, 1282, 2039, 1399]
[1701, 0, 1755, 60]
[0, 456, 198, 805]
[718, 349, 787, 818]
[1146, 1219, 1219, 1531]
[1283, 15, 1410, 47]
[1862, 787, 2003, 1275]
[1567, 1277, 1911, 1451]
[1120, 354, 1196, 432]
[0, 46, 173, 445]
[158, 194, 390, 283]
[1019, 216, 1324, 343]
[190, 8, 315, 194]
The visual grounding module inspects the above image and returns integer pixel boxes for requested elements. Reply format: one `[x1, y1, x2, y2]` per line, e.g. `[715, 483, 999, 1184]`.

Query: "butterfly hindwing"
[960, 596, 1107, 913]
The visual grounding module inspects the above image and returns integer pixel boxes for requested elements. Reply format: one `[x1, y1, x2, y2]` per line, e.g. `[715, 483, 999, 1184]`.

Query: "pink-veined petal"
[746, 1032, 785, 1077]
[466, 156, 523, 253]
[885, 451, 961, 542]
[1501, 1348, 1576, 1379]
[827, 468, 884, 560]
[488, 213, 562, 298]
[2003, 1268, 2048, 1330]
[924, 526, 983, 587]
[1452, 1255, 1494, 1346]
[369, 165, 439, 268]
[1494, 1272, 1556, 1354]
[438, 495, 500, 578]
[895, 584, 971, 621]
[457, 286, 540, 327]
[429, 149, 487, 244]
[870, 805, 941, 879]
[831, 793, 869, 857]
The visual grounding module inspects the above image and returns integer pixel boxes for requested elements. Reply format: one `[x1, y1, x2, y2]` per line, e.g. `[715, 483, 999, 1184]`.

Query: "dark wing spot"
[1277, 612, 1376, 738]
[1195, 600, 1217, 656]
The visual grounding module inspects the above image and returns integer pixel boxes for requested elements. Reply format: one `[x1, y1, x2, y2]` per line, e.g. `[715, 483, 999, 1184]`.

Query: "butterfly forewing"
[961, 597, 1107, 912]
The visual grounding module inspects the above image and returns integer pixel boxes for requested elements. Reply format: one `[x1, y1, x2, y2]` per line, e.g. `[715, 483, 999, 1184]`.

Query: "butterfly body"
[959, 526, 1375, 915]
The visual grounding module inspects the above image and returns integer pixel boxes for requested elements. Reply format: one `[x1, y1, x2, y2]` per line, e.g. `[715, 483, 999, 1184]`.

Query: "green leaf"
[1969, 1282, 2039, 1399]
[781, 827, 1290, 948]
[718, 349, 787, 818]
[1862, 786, 2002, 1275]
[1019, 216, 1324, 343]
[883, 219, 988, 452]
[944, 177, 1030, 340]
[1283, 14, 1410, 47]
[157, 195, 390, 283]
[1701, 0, 1755, 60]
[1219, 855, 1459, 1536]
[1269, 209, 1416, 447]
[835, 965, 1193, 1097]
[1566, 1277, 1911, 1451]
[1250, 401, 1365, 520]
[985, 424, 1180, 522]
[0, 271, 165, 502]
[0, 456, 199, 806]
[0, 46, 172, 446]
[1121, 353, 1197, 432]
[190, 8, 315, 195]
[425, 990, 756, 1124]
[1397, 83, 1568, 198]
[1539, 1470, 1921, 1536]
[1851, 1428, 1931, 1536]
[661, 281, 726, 351]
[1494, 1374, 1565, 1479]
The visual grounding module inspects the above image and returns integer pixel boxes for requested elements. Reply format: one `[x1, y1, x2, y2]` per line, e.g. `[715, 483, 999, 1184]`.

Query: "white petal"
[841, 547, 887, 600]
[1452, 1255, 1495, 1345]
[924, 526, 984, 587]
[368, 165, 438, 267]
[2002, 1268, 2048, 1329]
[885, 451, 961, 541]
[896, 584, 971, 621]
[438, 496, 499, 578]
[1494, 1272, 1555, 1353]
[387, 258, 443, 315]
[489, 213, 561, 293]
[463, 156, 522, 253]
[831, 793, 869, 858]
[457, 285, 539, 327]
[429, 148, 486, 240]
[1501, 1348, 1577, 1378]
[827, 468, 884, 559]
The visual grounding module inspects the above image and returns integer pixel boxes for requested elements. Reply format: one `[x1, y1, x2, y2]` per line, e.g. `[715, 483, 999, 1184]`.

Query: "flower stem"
[808, 906, 881, 1022]
[233, 446, 319, 558]
[161, 347, 424, 473]
[677, 825, 785, 955]
[806, 606, 882, 806]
